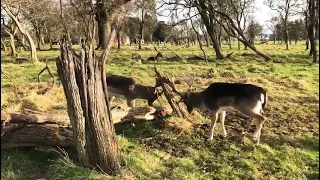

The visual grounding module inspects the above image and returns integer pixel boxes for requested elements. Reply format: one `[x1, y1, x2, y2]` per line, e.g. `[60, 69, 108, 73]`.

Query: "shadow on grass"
[114, 117, 167, 140]
[263, 134, 319, 152]
[1, 148, 58, 179]
[1, 147, 110, 180]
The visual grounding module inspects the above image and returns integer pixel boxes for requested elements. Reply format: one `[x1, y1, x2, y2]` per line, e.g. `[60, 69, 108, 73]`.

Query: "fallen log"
[1, 105, 173, 150]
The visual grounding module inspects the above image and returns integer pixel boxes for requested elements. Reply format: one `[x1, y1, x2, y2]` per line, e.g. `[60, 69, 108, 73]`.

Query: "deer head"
[146, 86, 163, 106]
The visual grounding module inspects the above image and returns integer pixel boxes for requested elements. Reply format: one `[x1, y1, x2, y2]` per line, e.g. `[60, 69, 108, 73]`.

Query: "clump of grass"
[21, 93, 55, 111]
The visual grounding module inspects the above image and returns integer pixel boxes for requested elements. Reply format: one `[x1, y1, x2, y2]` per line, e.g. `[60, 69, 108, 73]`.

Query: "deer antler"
[153, 66, 195, 122]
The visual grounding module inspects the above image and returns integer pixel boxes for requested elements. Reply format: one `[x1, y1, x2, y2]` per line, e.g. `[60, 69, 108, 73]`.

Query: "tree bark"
[49, 38, 53, 50]
[190, 17, 208, 64]
[36, 28, 42, 50]
[95, 0, 109, 50]
[1, 106, 172, 150]
[138, 11, 145, 50]
[208, 29, 224, 60]
[1, 39, 7, 52]
[197, 6, 224, 60]
[116, 30, 121, 51]
[57, 35, 120, 174]
[307, 0, 317, 63]
[2, 5, 38, 63]
[284, 22, 289, 50]
[8, 31, 16, 56]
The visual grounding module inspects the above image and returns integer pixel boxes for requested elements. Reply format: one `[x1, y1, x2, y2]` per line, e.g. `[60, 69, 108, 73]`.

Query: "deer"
[106, 74, 163, 108]
[179, 82, 268, 144]
[147, 52, 163, 62]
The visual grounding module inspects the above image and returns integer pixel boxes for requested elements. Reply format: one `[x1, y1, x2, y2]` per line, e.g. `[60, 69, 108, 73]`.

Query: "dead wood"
[1, 105, 172, 150]
[153, 66, 195, 123]
[1, 124, 74, 150]
[1, 69, 22, 102]
[38, 63, 55, 85]
[225, 51, 234, 59]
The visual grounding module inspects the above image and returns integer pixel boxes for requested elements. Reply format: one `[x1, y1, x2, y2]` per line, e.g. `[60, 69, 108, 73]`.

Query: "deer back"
[106, 75, 137, 96]
[203, 83, 266, 110]
[182, 82, 267, 113]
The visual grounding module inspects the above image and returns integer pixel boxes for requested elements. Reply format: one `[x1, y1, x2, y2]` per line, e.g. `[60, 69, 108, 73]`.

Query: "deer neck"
[132, 84, 154, 98]
[191, 91, 206, 109]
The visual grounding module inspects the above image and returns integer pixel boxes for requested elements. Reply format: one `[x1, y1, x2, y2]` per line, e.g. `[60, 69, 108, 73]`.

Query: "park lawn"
[1, 42, 319, 180]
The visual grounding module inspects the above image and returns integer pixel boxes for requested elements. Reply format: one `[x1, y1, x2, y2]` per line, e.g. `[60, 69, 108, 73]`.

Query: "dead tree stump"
[56, 37, 120, 174]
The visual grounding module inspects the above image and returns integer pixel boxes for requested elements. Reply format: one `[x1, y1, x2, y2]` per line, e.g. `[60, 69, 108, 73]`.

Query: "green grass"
[1, 41, 319, 179]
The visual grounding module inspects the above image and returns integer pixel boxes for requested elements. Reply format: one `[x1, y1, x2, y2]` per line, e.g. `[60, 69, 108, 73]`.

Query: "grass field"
[1, 42, 319, 180]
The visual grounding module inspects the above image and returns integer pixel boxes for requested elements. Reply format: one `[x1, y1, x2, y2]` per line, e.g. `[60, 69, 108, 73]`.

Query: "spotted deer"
[180, 82, 268, 144]
[106, 74, 163, 107]
[147, 52, 163, 62]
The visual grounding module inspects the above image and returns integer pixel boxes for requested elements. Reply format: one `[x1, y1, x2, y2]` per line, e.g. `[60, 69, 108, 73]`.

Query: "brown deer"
[180, 82, 268, 144]
[106, 74, 163, 107]
[147, 52, 163, 62]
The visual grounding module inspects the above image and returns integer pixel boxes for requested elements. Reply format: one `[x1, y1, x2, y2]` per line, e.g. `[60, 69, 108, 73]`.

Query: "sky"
[156, 0, 278, 34]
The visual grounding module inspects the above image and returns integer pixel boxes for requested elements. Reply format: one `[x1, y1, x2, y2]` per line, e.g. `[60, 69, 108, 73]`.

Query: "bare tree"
[1, 18, 18, 56]
[267, 16, 279, 44]
[135, 0, 156, 50]
[265, 0, 301, 50]
[188, 11, 208, 63]
[193, 0, 224, 59]
[211, 0, 272, 60]
[246, 17, 263, 47]
[306, 0, 317, 62]
[95, 0, 131, 49]
[57, 0, 132, 174]
[2, 0, 38, 63]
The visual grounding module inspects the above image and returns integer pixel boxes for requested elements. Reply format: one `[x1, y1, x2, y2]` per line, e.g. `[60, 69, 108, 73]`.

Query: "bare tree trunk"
[228, 37, 232, 49]
[36, 29, 42, 50]
[190, 17, 208, 64]
[284, 24, 289, 50]
[116, 30, 121, 51]
[205, 33, 209, 46]
[96, 1, 109, 50]
[238, 37, 272, 60]
[41, 34, 45, 45]
[238, 39, 240, 50]
[274, 33, 276, 44]
[57, 34, 120, 174]
[218, 27, 222, 49]
[2, 6, 38, 63]
[49, 38, 53, 50]
[16, 35, 29, 51]
[138, 10, 145, 50]
[308, 0, 317, 63]
[1, 39, 7, 52]
[8, 32, 16, 56]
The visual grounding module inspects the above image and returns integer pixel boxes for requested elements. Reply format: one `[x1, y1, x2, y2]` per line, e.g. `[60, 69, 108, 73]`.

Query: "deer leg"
[241, 110, 265, 144]
[126, 98, 135, 108]
[220, 111, 227, 137]
[208, 110, 218, 141]
[239, 101, 266, 144]
[252, 118, 265, 144]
